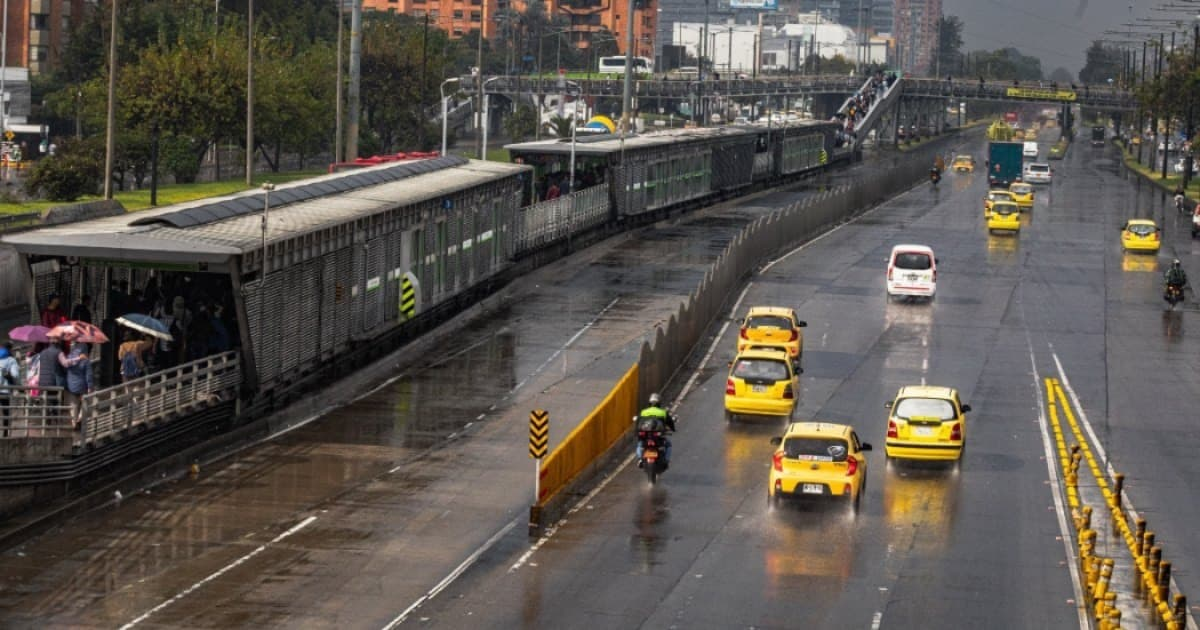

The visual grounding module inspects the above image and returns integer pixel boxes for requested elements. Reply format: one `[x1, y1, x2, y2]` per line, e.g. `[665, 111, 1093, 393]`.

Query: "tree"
[1079, 41, 1122, 85]
[937, 16, 965, 77]
[1049, 67, 1074, 84]
[503, 104, 538, 142]
[24, 137, 103, 201]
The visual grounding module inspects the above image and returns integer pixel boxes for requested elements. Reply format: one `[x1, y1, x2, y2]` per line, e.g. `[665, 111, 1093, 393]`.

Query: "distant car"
[724, 349, 799, 422]
[884, 385, 970, 463]
[737, 306, 807, 368]
[1024, 162, 1053, 184]
[1008, 182, 1035, 210]
[886, 244, 937, 300]
[1120, 219, 1161, 253]
[1023, 141, 1039, 159]
[986, 200, 1021, 233]
[733, 116, 751, 125]
[952, 155, 976, 173]
[768, 422, 872, 511]
[1172, 158, 1199, 175]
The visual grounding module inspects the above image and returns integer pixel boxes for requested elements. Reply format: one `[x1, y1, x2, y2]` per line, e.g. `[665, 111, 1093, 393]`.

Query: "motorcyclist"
[635, 393, 677, 468]
[1174, 186, 1187, 213]
[1164, 259, 1188, 295]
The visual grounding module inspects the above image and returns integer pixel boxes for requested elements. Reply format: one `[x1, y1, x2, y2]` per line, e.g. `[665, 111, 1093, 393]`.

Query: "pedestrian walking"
[40, 294, 67, 328]
[64, 343, 92, 427]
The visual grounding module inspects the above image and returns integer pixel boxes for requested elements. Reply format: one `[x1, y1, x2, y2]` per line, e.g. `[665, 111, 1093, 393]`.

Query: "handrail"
[0, 387, 73, 439]
[78, 350, 241, 446]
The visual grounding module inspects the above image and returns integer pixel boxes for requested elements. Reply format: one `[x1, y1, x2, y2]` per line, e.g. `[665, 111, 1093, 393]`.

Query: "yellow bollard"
[1112, 473, 1124, 511]
[1133, 518, 1146, 557]
[1093, 559, 1113, 603]
[1144, 546, 1162, 595]
[1142, 531, 1155, 559]
[1173, 594, 1187, 626]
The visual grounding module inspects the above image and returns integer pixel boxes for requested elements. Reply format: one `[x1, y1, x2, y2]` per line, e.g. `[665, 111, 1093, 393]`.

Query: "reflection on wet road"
[408, 130, 1200, 629]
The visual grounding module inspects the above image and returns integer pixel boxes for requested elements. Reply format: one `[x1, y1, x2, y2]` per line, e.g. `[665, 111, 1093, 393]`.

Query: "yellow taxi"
[1008, 182, 1034, 210]
[737, 306, 807, 367]
[1120, 219, 1161, 253]
[984, 189, 1017, 213]
[768, 422, 872, 511]
[986, 200, 1021, 232]
[951, 155, 975, 173]
[884, 385, 970, 463]
[724, 348, 799, 422]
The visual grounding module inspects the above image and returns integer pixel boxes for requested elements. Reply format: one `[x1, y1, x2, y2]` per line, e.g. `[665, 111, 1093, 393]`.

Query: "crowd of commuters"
[832, 71, 897, 146]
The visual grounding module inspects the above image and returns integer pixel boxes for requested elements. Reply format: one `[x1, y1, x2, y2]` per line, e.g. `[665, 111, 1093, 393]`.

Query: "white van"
[1023, 141, 1038, 159]
[886, 244, 937, 300]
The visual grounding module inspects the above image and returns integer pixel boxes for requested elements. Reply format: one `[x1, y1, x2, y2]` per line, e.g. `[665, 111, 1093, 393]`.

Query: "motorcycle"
[1164, 283, 1185, 310]
[636, 428, 672, 484]
[1176, 194, 1188, 215]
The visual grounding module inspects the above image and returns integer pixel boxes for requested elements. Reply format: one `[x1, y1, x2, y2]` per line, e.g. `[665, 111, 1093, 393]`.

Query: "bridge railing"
[479, 75, 871, 99]
[0, 387, 73, 440]
[902, 77, 1135, 109]
[79, 351, 241, 447]
[515, 185, 610, 254]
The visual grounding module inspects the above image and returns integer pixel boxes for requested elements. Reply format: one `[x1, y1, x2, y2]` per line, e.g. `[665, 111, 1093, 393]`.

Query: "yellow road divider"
[1044, 377, 1191, 629]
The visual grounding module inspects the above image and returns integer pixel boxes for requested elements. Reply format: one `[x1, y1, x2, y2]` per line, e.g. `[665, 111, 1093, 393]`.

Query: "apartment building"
[893, 0, 938, 75]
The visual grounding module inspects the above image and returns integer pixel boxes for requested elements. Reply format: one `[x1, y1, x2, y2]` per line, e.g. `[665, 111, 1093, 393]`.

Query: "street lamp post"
[1185, 15, 1199, 188]
[621, 0, 636, 135]
[103, 0, 118, 199]
[440, 77, 460, 156]
[246, 0, 255, 186]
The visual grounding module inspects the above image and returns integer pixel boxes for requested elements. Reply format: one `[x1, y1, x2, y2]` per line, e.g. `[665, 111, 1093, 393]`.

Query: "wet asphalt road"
[403, 132, 1200, 629]
[5, 129, 1197, 630]
[0, 141, 907, 627]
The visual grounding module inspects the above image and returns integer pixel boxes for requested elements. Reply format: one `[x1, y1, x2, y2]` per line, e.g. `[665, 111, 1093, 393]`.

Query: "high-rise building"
[871, 0, 893, 35]
[894, 0, 939, 75]
[4, 0, 91, 75]
[365, 0, 656, 59]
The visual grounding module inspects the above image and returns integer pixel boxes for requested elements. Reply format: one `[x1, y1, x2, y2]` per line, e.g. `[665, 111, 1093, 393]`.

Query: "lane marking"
[871, 611, 883, 630]
[674, 285, 751, 404]
[381, 518, 519, 629]
[1026, 341, 1089, 630]
[120, 515, 317, 629]
[508, 297, 621, 397]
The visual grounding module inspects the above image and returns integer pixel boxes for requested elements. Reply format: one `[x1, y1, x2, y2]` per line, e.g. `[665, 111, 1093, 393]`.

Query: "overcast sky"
[942, 0, 1192, 78]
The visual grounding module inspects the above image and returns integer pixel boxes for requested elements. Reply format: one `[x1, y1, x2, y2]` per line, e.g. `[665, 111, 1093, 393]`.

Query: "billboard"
[729, 0, 778, 9]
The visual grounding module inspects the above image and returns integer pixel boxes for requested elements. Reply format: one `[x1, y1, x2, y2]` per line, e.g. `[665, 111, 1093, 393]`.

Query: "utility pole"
[347, 0, 363, 162]
[1186, 19, 1198, 188]
[335, 0, 344, 164]
[475, 20, 484, 158]
[103, 0, 118, 199]
[621, 0, 636, 135]
[1163, 31, 1174, 180]
[245, 0, 254, 185]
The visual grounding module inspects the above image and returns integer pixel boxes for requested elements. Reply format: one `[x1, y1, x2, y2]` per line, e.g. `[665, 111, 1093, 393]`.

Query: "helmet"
[1173, 259, 1182, 268]
[648, 393, 662, 406]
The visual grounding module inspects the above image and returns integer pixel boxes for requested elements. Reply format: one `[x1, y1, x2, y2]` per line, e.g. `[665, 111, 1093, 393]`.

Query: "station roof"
[505, 126, 760, 157]
[3, 157, 529, 266]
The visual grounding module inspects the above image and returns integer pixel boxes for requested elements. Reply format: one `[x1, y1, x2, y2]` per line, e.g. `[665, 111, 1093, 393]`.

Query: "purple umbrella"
[8, 325, 51, 343]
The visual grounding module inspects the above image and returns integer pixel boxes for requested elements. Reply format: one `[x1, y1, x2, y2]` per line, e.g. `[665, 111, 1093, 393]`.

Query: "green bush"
[23, 139, 103, 201]
[160, 136, 201, 184]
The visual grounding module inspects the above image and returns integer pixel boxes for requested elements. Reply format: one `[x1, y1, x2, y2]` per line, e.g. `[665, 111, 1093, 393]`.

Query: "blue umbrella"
[116, 313, 173, 341]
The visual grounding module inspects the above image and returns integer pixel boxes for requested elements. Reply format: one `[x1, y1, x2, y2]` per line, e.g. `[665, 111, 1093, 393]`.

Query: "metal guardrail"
[79, 351, 241, 446]
[515, 185, 610, 253]
[0, 387, 73, 439]
[0, 212, 40, 234]
[902, 77, 1136, 110]
[479, 74, 868, 99]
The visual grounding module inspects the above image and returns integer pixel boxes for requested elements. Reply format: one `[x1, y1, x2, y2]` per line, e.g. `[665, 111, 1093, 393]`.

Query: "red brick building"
[363, 0, 654, 58]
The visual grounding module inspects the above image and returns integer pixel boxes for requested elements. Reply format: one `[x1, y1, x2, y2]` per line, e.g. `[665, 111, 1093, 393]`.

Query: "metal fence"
[515, 184, 610, 253]
[637, 140, 954, 398]
[0, 387, 72, 439]
[79, 351, 241, 446]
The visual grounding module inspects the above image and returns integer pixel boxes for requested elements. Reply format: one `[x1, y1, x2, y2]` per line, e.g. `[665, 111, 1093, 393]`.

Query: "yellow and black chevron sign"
[529, 409, 549, 459]
[400, 275, 416, 320]
[819, 149, 828, 165]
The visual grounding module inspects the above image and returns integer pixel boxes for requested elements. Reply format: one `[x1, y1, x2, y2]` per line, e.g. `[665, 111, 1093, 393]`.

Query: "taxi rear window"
[1126, 223, 1156, 236]
[893, 253, 932, 270]
[732, 359, 790, 382]
[1011, 185, 1031, 193]
[783, 437, 849, 462]
[746, 315, 793, 330]
[1028, 164, 1050, 173]
[894, 398, 956, 420]
[988, 192, 1012, 201]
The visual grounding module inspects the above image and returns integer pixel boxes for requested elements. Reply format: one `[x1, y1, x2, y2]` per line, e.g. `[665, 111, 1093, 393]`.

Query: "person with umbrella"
[64, 343, 93, 426]
[118, 334, 154, 382]
[0, 342, 20, 436]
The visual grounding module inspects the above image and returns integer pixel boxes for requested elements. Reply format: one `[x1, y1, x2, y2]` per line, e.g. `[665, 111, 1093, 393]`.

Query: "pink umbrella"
[7, 325, 52, 343]
[46, 321, 109, 344]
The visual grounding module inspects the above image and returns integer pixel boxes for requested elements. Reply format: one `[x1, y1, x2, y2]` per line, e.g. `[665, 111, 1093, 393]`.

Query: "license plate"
[802, 484, 823, 495]
[906, 274, 919, 281]
[752, 384, 767, 393]
[645, 451, 658, 462]
[913, 426, 935, 437]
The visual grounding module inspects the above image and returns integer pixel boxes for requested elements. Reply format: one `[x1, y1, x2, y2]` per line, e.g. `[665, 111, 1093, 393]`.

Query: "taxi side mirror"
[884, 401, 894, 409]
[727, 361, 734, 367]
[796, 320, 808, 327]
[961, 403, 972, 413]
[861, 443, 874, 451]
[769, 436, 783, 446]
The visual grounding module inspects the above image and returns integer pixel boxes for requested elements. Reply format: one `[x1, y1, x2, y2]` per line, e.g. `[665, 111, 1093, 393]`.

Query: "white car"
[1023, 141, 1039, 159]
[886, 244, 937, 300]
[1172, 158, 1198, 175]
[1024, 162, 1053, 184]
